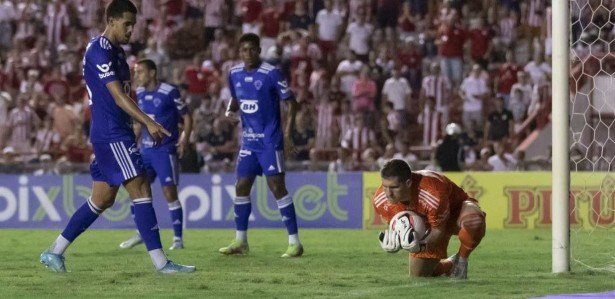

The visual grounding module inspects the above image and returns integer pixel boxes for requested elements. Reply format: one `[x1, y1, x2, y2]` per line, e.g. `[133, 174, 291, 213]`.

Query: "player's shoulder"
[136, 86, 145, 95]
[256, 62, 277, 75]
[86, 35, 113, 55]
[229, 63, 245, 75]
[157, 82, 179, 95]
[414, 170, 449, 189]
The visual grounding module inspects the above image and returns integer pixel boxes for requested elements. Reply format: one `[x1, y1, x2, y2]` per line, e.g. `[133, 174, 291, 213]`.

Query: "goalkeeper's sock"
[53, 197, 102, 254]
[234, 196, 251, 243]
[168, 200, 183, 240]
[458, 212, 486, 258]
[276, 195, 300, 245]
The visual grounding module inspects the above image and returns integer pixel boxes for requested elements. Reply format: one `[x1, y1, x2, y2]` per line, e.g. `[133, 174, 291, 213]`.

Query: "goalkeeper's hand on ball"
[378, 228, 401, 253]
[393, 212, 425, 253]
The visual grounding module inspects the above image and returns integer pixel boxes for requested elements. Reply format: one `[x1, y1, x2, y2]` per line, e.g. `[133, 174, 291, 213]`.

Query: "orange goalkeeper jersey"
[372, 170, 473, 230]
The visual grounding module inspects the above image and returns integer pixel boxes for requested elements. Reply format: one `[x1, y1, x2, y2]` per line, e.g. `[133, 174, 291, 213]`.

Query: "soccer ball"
[391, 211, 428, 245]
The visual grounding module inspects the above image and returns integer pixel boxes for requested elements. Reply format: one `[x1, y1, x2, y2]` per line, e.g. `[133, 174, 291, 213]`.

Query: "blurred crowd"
[1, 0, 599, 174]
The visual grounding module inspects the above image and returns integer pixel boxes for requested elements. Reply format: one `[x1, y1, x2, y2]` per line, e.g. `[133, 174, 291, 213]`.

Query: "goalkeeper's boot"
[281, 243, 304, 258]
[218, 240, 249, 255]
[157, 261, 196, 274]
[169, 239, 184, 250]
[40, 250, 66, 273]
[451, 256, 468, 279]
[444, 253, 458, 276]
[119, 232, 143, 249]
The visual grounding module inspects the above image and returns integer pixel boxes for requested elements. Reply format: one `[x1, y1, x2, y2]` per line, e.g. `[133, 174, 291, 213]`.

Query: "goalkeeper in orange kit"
[372, 159, 486, 279]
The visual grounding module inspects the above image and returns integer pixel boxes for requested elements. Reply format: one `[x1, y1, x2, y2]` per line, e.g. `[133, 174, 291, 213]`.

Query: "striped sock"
[234, 196, 251, 242]
[133, 197, 163, 251]
[276, 195, 299, 244]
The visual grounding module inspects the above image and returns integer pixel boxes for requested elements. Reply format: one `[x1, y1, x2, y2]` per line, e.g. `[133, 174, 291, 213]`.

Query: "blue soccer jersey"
[228, 62, 293, 152]
[83, 36, 134, 143]
[136, 82, 188, 151]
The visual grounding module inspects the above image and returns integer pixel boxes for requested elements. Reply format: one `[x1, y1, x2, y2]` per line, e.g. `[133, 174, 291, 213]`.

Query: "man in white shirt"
[316, 0, 343, 64]
[524, 52, 551, 86]
[459, 64, 488, 131]
[345, 12, 373, 61]
[336, 51, 363, 97]
[382, 67, 412, 120]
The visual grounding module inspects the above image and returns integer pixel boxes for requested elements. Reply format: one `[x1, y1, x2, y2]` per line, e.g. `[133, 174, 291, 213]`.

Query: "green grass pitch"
[2, 229, 614, 298]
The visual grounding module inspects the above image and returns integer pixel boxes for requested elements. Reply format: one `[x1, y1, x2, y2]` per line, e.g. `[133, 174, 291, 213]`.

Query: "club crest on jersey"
[240, 100, 259, 114]
[154, 98, 161, 107]
[254, 80, 263, 90]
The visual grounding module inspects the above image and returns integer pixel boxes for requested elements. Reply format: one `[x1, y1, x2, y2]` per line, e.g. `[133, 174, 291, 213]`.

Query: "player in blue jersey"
[219, 33, 303, 258]
[118, 59, 193, 251]
[39, 0, 195, 274]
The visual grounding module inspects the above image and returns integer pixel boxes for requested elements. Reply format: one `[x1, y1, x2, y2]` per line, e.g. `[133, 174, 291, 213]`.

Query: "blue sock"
[132, 198, 162, 251]
[234, 196, 251, 232]
[276, 195, 298, 236]
[61, 197, 102, 242]
[168, 200, 183, 239]
[130, 203, 135, 220]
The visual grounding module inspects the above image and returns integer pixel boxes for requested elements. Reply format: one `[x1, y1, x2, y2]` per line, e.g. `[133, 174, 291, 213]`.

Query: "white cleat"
[119, 233, 143, 249]
[169, 240, 184, 250]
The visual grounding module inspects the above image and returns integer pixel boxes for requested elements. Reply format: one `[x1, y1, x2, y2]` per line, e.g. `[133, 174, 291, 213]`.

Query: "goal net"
[568, 0, 615, 272]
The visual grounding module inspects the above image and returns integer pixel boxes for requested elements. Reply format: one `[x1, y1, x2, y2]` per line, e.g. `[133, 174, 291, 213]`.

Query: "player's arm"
[106, 81, 170, 142]
[284, 96, 298, 150]
[177, 112, 193, 158]
[133, 121, 142, 142]
[421, 189, 452, 252]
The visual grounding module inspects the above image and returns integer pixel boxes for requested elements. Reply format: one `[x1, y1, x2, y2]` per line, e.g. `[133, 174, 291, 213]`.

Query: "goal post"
[551, 0, 570, 274]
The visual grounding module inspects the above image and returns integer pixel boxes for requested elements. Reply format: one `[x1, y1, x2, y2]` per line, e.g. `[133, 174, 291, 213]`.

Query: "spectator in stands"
[351, 65, 377, 115]
[484, 96, 514, 145]
[469, 17, 493, 69]
[7, 95, 39, 155]
[392, 141, 418, 166]
[341, 114, 376, 169]
[421, 62, 452, 126]
[376, 143, 396, 169]
[468, 146, 494, 171]
[436, 123, 464, 171]
[383, 101, 400, 141]
[60, 123, 91, 164]
[488, 141, 517, 171]
[0, 91, 11, 148]
[510, 71, 533, 114]
[459, 64, 488, 132]
[34, 117, 61, 157]
[495, 50, 520, 107]
[316, 0, 344, 67]
[203, 0, 227, 43]
[290, 111, 315, 162]
[524, 52, 551, 86]
[199, 117, 236, 164]
[0, 146, 21, 173]
[397, 1, 416, 40]
[336, 50, 364, 97]
[436, 11, 466, 86]
[50, 95, 78, 140]
[288, 1, 312, 31]
[382, 67, 412, 128]
[345, 9, 373, 62]
[417, 96, 442, 146]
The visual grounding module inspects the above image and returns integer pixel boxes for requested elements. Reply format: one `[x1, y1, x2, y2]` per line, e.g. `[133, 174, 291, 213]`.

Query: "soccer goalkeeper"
[373, 159, 486, 279]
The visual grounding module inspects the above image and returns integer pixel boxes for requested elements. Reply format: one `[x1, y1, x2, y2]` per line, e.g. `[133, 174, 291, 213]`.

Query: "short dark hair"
[239, 33, 260, 47]
[381, 159, 412, 182]
[137, 59, 157, 74]
[106, 0, 137, 23]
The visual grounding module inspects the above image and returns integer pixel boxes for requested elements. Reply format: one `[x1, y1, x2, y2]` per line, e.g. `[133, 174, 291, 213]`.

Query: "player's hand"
[378, 229, 401, 253]
[176, 136, 188, 158]
[145, 120, 171, 146]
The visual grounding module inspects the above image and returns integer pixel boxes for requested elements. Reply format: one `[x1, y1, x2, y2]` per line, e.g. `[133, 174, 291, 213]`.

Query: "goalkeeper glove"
[378, 229, 401, 253]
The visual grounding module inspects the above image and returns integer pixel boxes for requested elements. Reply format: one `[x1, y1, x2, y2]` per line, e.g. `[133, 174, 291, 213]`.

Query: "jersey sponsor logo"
[242, 128, 265, 139]
[277, 80, 288, 88]
[145, 95, 153, 100]
[128, 143, 139, 155]
[254, 80, 262, 90]
[244, 76, 253, 82]
[240, 100, 259, 114]
[96, 61, 112, 72]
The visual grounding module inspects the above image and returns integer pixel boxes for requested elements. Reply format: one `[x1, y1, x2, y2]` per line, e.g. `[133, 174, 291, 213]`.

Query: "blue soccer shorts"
[90, 141, 145, 187]
[236, 148, 285, 178]
[141, 148, 180, 186]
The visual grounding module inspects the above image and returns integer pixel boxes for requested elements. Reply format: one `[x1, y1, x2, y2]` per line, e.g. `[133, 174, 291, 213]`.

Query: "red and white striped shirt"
[316, 102, 335, 149]
[421, 75, 451, 111]
[417, 106, 442, 146]
[7, 107, 39, 153]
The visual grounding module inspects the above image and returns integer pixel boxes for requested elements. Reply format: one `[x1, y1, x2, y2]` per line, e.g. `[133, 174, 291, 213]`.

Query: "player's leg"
[162, 185, 183, 250]
[219, 149, 259, 255]
[40, 179, 118, 273]
[119, 151, 156, 249]
[262, 149, 302, 258]
[151, 151, 184, 250]
[452, 200, 486, 279]
[123, 175, 194, 273]
[408, 233, 453, 277]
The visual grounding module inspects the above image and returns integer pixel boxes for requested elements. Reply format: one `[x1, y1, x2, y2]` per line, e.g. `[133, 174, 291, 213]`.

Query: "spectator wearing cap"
[459, 64, 488, 132]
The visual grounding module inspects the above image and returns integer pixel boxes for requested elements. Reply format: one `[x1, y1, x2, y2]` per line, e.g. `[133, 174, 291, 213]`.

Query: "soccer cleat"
[157, 261, 196, 274]
[169, 240, 184, 250]
[281, 243, 304, 258]
[119, 233, 143, 249]
[218, 240, 249, 255]
[40, 250, 66, 273]
[450, 256, 468, 279]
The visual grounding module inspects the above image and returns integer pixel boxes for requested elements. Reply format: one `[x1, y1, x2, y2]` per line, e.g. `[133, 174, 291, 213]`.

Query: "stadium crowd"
[0, 0, 566, 174]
